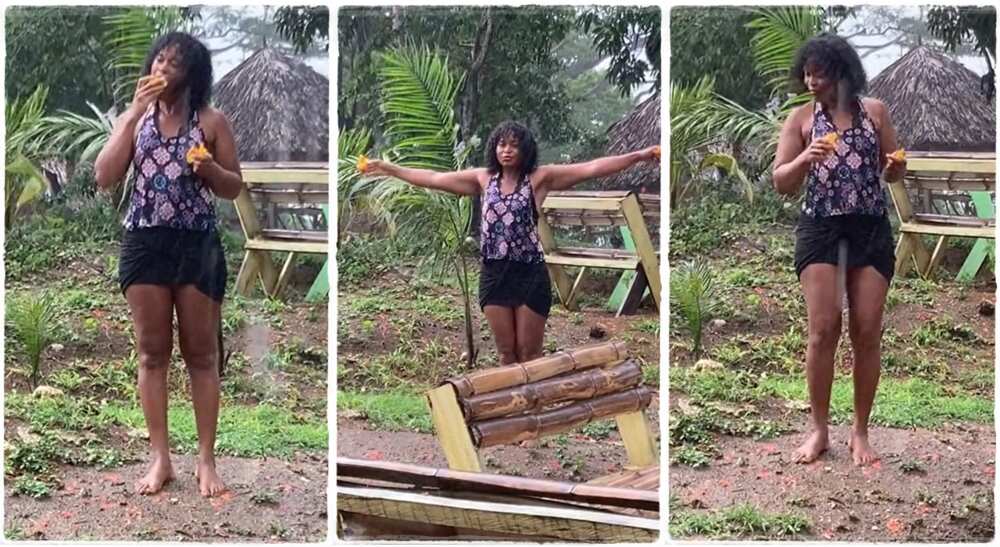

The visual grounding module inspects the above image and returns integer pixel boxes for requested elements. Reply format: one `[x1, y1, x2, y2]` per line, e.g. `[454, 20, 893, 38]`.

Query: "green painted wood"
[956, 191, 994, 281]
[306, 205, 331, 301]
[607, 226, 637, 311]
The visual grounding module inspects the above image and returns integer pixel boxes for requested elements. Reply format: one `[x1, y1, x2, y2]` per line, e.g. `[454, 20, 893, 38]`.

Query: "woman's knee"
[849, 318, 882, 351]
[807, 314, 842, 349]
[138, 336, 172, 370]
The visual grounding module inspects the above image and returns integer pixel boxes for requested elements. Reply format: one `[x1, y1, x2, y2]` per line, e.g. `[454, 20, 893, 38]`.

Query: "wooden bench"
[425, 341, 658, 491]
[233, 161, 329, 299]
[337, 457, 658, 541]
[539, 191, 661, 315]
[887, 154, 995, 280]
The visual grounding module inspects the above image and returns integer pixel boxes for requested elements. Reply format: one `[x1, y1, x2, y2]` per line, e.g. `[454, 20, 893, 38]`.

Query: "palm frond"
[102, 8, 186, 107]
[747, 7, 822, 94]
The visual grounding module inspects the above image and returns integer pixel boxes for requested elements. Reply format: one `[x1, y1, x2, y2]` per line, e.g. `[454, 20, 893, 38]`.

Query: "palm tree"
[348, 45, 481, 367]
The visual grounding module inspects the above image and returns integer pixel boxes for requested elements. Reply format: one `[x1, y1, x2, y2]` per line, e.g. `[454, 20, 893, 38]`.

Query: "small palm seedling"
[670, 261, 720, 357]
[8, 291, 58, 389]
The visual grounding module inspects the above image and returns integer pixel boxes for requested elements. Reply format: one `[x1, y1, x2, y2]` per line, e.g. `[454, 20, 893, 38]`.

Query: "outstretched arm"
[537, 146, 658, 191]
[364, 160, 483, 196]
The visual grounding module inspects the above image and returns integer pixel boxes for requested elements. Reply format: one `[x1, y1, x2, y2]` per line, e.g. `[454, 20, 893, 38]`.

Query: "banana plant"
[348, 44, 481, 368]
[5, 85, 51, 229]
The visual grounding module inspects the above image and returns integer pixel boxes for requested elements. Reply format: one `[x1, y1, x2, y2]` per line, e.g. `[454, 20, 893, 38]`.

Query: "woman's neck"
[158, 92, 188, 117]
[500, 169, 523, 185]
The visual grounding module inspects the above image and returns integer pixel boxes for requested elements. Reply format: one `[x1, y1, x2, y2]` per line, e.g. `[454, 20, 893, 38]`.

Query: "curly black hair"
[484, 120, 539, 175]
[790, 33, 867, 99]
[142, 32, 213, 112]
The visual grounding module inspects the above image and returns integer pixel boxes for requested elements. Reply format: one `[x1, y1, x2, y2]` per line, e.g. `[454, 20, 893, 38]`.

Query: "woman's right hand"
[798, 136, 836, 165]
[362, 159, 394, 177]
[128, 75, 165, 116]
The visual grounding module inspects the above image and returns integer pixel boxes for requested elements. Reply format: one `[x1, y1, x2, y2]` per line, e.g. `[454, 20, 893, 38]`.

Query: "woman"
[773, 33, 906, 466]
[365, 120, 658, 365]
[95, 32, 243, 496]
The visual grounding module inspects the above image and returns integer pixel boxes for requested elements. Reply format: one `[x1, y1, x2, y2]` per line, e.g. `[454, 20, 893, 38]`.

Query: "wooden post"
[233, 186, 280, 296]
[619, 194, 660, 310]
[426, 385, 481, 472]
[615, 410, 658, 469]
[272, 252, 299, 297]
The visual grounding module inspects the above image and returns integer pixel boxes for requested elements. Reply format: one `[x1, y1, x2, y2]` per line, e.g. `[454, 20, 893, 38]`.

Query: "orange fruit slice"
[889, 148, 906, 162]
[357, 154, 369, 174]
[186, 143, 211, 164]
[821, 132, 839, 146]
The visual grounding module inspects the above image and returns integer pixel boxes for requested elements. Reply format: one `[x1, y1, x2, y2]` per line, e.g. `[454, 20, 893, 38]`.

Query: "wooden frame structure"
[233, 162, 329, 299]
[538, 191, 660, 315]
[425, 341, 658, 490]
[337, 457, 658, 542]
[887, 154, 995, 280]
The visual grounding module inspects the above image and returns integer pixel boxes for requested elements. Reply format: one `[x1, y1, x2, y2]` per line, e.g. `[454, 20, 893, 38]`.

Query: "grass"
[338, 390, 432, 433]
[101, 403, 327, 457]
[670, 503, 810, 539]
[759, 375, 993, 427]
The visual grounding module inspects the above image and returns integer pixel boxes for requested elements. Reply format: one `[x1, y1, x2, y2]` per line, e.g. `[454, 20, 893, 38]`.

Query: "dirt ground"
[5, 453, 328, 542]
[670, 424, 994, 542]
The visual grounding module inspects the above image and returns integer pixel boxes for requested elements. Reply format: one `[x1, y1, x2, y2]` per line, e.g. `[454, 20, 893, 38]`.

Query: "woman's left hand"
[192, 155, 220, 180]
[883, 154, 907, 182]
[639, 145, 660, 163]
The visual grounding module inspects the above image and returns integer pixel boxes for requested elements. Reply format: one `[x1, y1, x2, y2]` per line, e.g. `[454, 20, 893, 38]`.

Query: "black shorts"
[118, 226, 228, 302]
[479, 259, 552, 318]
[794, 213, 895, 283]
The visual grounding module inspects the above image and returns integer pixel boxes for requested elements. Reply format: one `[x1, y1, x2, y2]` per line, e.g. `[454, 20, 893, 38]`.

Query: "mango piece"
[890, 148, 906, 162]
[186, 143, 211, 165]
[821, 132, 839, 146]
[357, 154, 369, 174]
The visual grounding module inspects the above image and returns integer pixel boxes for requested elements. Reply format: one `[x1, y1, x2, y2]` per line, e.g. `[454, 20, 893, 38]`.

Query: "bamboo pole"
[460, 359, 643, 420]
[470, 387, 653, 448]
[445, 341, 627, 398]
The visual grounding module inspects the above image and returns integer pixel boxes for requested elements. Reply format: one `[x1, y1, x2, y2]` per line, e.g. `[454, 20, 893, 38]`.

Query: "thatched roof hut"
[600, 93, 661, 192]
[868, 46, 994, 152]
[213, 48, 329, 162]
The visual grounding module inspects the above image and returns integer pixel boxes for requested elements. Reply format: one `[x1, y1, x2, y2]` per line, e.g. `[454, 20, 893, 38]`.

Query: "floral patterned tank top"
[480, 173, 544, 263]
[802, 99, 887, 218]
[123, 103, 217, 231]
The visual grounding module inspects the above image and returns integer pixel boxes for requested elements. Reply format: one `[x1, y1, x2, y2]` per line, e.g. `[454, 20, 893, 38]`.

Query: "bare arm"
[869, 99, 905, 182]
[364, 160, 483, 196]
[537, 146, 658, 191]
[94, 76, 163, 190]
[772, 106, 834, 195]
[192, 109, 243, 200]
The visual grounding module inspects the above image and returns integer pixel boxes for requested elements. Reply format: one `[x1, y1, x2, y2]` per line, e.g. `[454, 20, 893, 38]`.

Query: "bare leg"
[795, 264, 841, 463]
[126, 284, 176, 494]
[483, 305, 518, 364]
[846, 266, 888, 466]
[514, 305, 546, 362]
[175, 285, 226, 497]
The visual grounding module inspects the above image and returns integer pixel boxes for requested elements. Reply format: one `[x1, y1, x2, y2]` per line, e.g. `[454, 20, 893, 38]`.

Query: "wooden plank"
[608, 226, 638, 311]
[337, 486, 658, 542]
[924, 236, 949, 279]
[542, 196, 627, 212]
[235, 251, 259, 297]
[906, 158, 996, 174]
[336, 458, 659, 511]
[566, 267, 587, 310]
[586, 465, 660, 491]
[617, 266, 649, 317]
[260, 229, 328, 242]
[548, 190, 631, 199]
[899, 222, 995, 238]
[887, 179, 914, 223]
[619, 194, 661, 310]
[894, 233, 916, 278]
[911, 213, 993, 227]
[545, 253, 640, 269]
[615, 411, 658, 469]
[536, 214, 576, 311]
[242, 169, 329, 184]
[427, 385, 481, 472]
[241, 161, 328, 169]
[957, 238, 992, 281]
[272, 252, 298, 298]
[245, 238, 328, 253]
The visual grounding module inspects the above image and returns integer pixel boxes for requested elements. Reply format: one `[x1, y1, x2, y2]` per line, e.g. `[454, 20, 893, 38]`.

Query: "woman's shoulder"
[860, 96, 888, 115]
[196, 106, 229, 126]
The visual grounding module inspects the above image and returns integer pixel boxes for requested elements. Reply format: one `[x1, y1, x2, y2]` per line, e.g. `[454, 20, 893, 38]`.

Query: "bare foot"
[195, 459, 227, 497]
[135, 457, 175, 495]
[793, 430, 829, 463]
[848, 431, 879, 466]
